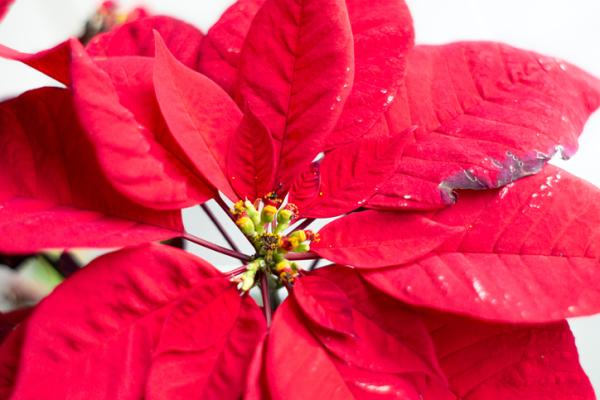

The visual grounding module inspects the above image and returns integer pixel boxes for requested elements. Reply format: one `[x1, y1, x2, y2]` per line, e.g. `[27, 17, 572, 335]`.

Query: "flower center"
[229, 193, 319, 291]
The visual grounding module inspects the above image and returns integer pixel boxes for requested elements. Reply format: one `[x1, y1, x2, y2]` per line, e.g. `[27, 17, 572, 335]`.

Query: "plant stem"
[292, 218, 315, 232]
[182, 233, 251, 261]
[260, 272, 272, 326]
[201, 203, 240, 252]
[286, 251, 320, 261]
[225, 265, 247, 277]
[215, 196, 236, 223]
[214, 196, 256, 248]
[308, 258, 321, 271]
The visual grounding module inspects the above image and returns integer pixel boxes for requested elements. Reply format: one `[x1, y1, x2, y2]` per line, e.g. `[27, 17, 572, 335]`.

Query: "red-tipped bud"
[231, 200, 246, 216]
[279, 237, 293, 251]
[236, 216, 255, 236]
[289, 230, 307, 242]
[283, 203, 299, 220]
[305, 230, 320, 243]
[261, 205, 278, 224]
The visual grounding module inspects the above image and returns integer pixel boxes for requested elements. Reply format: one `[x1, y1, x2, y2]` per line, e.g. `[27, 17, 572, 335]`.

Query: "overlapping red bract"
[86, 15, 204, 69]
[0, 88, 182, 252]
[367, 42, 600, 210]
[1, 0, 600, 398]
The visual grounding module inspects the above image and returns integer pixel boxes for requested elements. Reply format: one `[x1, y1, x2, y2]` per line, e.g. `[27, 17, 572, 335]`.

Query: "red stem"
[286, 251, 320, 260]
[225, 265, 248, 277]
[214, 196, 256, 248]
[201, 203, 240, 252]
[291, 218, 315, 232]
[182, 233, 251, 261]
[215, 196, 236, 222]
[260, 272, 272, 326]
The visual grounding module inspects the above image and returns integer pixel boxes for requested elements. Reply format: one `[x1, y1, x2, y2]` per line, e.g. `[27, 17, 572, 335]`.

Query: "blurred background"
[1, 0, 599, 395]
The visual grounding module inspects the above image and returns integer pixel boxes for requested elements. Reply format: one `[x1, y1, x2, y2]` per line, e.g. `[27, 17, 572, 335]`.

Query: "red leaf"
[153, 32, 240, 200]
[198, 0, 264, 94]
[244, 335, 270, 400]
[258, 267, 449, 399]
[0, 308, 31, 341]
[363, 165, 600, 322]
[70, 40, 213, 209]
[0, 87, 182, 253]
[227, 107, 275, 200]
[367, 42, 600, 210]
[145, 284, 265, 399]
[293, 276, 355, 337]
[424, 312, 594, 399]
[0, 0, 14, 21]
[5, 244, 265, 399]
[86, 16, 204, 70]
[290, 127, 408, 218]
[0, 324, 25, 398]
[313, 210, 464, 268]
[265, 301, 355, 399]
[325, 0, 414, 149]
[236, 0, 354, 191]
[308, 267, 444, 377]
[0, 40, 71, 85]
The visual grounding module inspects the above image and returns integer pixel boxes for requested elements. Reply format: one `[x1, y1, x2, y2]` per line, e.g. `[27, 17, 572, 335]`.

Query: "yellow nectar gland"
[230, 196, 317, 292]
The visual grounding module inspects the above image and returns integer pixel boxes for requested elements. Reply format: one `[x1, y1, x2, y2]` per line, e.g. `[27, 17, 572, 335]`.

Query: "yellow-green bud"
[261, 205, 278, 224]
[289, 230, 307, 242]
[276, 208, 293, 225]
[293, 242, 310, 253]
[236, 216, 255, 236]
[231, 200, 246, 216]
[275, 259, 291, 273]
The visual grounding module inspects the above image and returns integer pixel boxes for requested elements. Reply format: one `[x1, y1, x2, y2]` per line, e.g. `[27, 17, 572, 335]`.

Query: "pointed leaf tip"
[153, 31, 242, 201]
[313, 211, 464, 268]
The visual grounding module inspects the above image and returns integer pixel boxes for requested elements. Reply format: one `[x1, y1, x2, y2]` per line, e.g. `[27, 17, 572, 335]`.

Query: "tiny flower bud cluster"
[230, 194, 319, 291]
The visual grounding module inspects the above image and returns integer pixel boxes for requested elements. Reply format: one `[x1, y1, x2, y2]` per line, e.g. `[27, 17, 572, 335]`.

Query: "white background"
[1, 0, 599, 395]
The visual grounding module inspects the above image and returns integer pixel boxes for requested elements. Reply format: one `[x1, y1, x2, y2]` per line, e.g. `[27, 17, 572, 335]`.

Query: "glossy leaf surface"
[71, 42, 213, 209]
[237, 0, 354, 191]
[198, 0, 264, 94]
[325, 0, 414, 148]
[425, 312, 594, 399]
[364, 166, 600, 322]
[153, 33, 239, 200]
[5, 244, 265, 399]
[0, 87, 182, 253]
[253, 266, 448, 399]
[367, 42, 600, 210]
[313, 210, 463, 268]
[227, 108, 276, 200]
[290, 130, 407, 218]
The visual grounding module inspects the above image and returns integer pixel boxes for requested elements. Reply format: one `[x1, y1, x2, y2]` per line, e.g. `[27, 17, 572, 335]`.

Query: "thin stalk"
[215, 196, 236, 223]
[308, 258, 321, 271]
[292, 218, 315, 232]
[214, 196, 255, 247]
[225, 265, 247, 277]
[286, 251, 320, 261]
[201, 203, 240, 252]
[182, 233, 251, 261]
[260, 272, 272, 326]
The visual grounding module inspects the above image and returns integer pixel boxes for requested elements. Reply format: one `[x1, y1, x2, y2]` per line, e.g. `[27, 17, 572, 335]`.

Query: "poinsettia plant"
[1, 0, 600, 398]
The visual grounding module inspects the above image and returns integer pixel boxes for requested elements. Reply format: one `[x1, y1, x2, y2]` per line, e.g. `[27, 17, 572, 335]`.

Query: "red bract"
[1, 0, 599, 398]
[0, 0, 13, 21]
